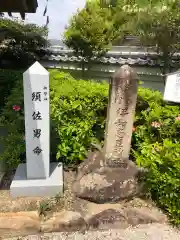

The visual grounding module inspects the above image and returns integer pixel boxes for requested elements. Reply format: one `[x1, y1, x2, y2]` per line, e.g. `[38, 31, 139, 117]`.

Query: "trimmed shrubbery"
[0, 70, 108, 168]
[133, 88, 180, 225]
[0, 69, 180, 224]
[50, 70, 108, 164]
[0, 70, 23, 111]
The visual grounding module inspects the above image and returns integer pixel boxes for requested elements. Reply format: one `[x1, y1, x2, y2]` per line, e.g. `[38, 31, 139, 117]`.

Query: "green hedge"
[50, 70, 108, 163]
[1, 69, 180, 224]
[0, 69, 22, 111]
[0, 70, 108, 167]
[132, 88, 180, 224]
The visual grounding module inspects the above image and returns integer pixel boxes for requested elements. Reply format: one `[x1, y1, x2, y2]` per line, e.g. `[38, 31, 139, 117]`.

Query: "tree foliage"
[63, 1, 117, 69]
[65, 0, 180, 75]
[0, 17, 49, 68]
[128, 0, 180, 74]
[108, 0, 180, 74]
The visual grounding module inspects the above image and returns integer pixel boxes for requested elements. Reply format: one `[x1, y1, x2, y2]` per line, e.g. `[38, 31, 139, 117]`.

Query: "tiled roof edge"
[41, 54, 180, 67]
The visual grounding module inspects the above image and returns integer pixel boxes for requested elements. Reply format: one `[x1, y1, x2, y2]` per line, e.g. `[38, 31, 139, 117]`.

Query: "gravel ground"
[6, 224, 180, 240]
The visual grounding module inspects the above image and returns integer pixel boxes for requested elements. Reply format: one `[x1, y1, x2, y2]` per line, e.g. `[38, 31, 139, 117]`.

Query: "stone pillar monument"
[104, 65, 138, 167]
[24, 61, 50, 179]
[73, 65, 141, 203]
[10, 62, 63, 198]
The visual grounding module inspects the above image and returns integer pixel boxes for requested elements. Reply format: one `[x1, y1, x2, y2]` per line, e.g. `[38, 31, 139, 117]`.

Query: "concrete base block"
[10, 162, 63, 199]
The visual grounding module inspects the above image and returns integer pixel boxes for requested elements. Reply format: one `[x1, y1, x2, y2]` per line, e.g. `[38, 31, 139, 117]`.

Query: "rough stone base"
[73, 151, 144, 203]
[0, 203, 168, 238]
[0, 211, 40, 238]
[84, 201, 167, 230]
[10, 163, 63, 199]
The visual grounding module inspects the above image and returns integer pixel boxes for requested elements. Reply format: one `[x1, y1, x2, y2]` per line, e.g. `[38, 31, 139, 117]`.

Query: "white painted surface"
[40, 60, 165, 93]
[164, 71, 180, 103]
[10, 163, 63, 198]
[23, 61, 50, 179]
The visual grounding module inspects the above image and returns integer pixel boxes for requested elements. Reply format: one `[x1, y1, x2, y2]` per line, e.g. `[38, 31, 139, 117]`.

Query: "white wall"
[40, 60, 165, 93]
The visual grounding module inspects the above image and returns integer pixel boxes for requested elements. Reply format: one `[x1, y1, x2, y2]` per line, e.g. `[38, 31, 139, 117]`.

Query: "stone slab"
[23, 62, 50, 179]
[104, 65, 138, 162]
[10, 162, 63, 199]
[164, 71, 180, 103]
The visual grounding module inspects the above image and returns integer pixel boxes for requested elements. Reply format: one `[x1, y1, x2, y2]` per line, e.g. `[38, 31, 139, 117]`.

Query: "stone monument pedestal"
[10, 162, 63, 199]
[10, 62, 64, 199]
[73, 65, 143, 203]
[73, 151, 143, 203]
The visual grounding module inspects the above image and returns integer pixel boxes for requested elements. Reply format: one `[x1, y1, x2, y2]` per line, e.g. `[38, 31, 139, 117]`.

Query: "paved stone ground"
[5, 224, 180, 240]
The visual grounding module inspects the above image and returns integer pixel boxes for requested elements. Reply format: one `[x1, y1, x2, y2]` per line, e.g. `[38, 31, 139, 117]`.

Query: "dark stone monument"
[104, 64, 138, 168]
[73, 65, 142, 203]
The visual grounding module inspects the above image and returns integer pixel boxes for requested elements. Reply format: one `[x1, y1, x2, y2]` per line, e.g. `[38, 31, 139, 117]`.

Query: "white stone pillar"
[23, 61, 50, 179]
[10, 62, 63, 198]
